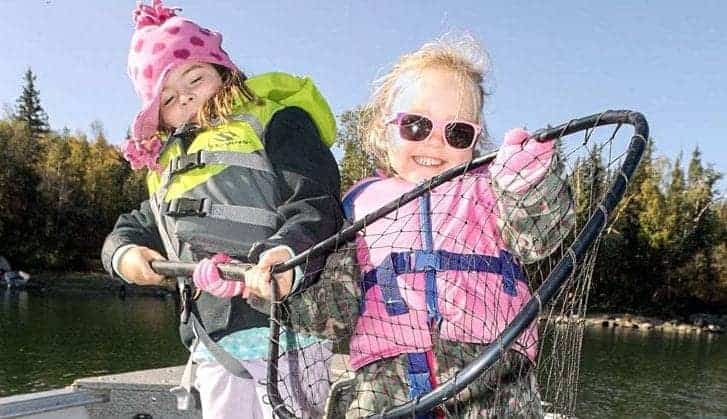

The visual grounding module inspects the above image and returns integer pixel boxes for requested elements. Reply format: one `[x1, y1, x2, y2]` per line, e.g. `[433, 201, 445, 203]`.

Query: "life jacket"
[145, 72, 336, 348]
[345, 168, 538, 387]
[147, 72, 335, 257]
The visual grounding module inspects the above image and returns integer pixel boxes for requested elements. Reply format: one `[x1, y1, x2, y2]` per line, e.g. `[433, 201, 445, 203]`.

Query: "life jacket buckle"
[412, 250, 441, 271]
[170, 150, 206, 174]
[165, 197, 209, 217]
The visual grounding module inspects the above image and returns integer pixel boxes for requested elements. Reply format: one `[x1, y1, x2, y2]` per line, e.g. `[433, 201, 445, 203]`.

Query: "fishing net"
[260, 110, 648, 418]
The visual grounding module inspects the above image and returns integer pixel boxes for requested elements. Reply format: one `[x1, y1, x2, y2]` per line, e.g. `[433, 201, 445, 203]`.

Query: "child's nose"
[427, 125, 447, 147]
[180, 92, 195, 105]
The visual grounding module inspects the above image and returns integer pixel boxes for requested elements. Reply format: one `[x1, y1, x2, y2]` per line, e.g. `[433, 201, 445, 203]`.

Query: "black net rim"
[261, 110, 649, 419]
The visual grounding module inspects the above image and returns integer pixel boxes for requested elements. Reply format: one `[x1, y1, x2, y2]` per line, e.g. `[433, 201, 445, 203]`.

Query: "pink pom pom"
[132, 0, 181, 29]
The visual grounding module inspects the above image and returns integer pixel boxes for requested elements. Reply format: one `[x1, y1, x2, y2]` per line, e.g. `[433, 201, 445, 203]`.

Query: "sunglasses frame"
[387, 112, 482, 150]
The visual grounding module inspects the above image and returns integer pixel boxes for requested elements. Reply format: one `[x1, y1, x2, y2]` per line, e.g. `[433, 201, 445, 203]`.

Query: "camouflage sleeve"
[492, 153, 576, 264]
[283, 244, 361, 340]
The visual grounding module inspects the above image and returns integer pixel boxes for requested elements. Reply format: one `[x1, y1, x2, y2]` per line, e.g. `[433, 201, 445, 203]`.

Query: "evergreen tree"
[14, 68, 50, 140]
[687, 147, 705, 187]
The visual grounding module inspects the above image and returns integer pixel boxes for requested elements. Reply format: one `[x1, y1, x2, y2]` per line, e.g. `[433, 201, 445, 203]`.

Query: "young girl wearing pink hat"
[101, 1, 343, 417]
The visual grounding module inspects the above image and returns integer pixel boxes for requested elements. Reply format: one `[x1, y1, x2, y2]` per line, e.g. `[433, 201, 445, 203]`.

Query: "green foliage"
[0, 117, 146, 270]
[337, 107, 377, 193]
[0, 120, 42, 264]
[590, 141, 727, 314]
[0, 70, 147, 270]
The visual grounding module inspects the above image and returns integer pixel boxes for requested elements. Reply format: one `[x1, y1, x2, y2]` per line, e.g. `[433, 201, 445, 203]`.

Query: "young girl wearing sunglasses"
[253, 34, 575, 417]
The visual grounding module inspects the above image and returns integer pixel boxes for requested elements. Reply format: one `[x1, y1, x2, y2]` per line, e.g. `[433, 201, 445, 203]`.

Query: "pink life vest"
[346, 167, 538, 371]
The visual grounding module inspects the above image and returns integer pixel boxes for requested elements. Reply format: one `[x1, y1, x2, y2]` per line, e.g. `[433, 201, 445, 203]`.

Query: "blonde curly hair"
[359, 33, 492, 175]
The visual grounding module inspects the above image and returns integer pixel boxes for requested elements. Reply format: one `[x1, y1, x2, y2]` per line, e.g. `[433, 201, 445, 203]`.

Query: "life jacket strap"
[361, 249, 526, 315]
[163, 198, 282, 229]
[406, 351, 437, 419]
[167, 150, 275, 177]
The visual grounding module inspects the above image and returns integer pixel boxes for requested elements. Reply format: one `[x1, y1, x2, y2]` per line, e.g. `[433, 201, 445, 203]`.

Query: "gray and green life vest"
[146, 72, 336, 348]
[149, 72, 335, 258]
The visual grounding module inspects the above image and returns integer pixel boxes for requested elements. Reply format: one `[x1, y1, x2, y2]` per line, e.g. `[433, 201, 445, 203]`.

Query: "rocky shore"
[548, 312, 726, 334]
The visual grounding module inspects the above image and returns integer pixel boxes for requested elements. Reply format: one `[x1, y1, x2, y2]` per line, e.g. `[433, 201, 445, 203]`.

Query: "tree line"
[2, 70, 725, 314]
[0, 69, 146, 270]
[589, 141, 726, 314]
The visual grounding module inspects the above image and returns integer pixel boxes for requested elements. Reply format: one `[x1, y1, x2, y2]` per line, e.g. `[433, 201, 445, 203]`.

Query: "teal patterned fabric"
[191, 327, 325, 362]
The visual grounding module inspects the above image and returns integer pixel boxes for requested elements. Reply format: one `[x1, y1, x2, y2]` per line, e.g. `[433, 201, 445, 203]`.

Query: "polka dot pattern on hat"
[143, 65, 154, 79]
[152, 42, 166, 54]
[126, 0, 239, 167]
[173, 49, 190, 59]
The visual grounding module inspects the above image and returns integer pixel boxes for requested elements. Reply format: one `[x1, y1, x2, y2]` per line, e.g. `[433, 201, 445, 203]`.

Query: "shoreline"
[14, 271, 727, 334]
[22, 270, 177, 298]
[547, 312, 726, 335]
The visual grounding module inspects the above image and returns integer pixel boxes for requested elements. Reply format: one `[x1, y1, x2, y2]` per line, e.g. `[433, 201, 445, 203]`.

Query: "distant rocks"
[546, 312, 725, 334]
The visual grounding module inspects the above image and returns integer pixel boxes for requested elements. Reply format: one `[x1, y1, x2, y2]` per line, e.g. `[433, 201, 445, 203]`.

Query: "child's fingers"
[139, 248, 165, 284]
[259, 246, 295, 280]
[140, 264, 165, 284]
[273, 271, 294, 298]
[120, 246, 165, 285]
[244, 267, 272, 299]
[246, 247, 296, 301]
[243, 268, 257, 298]
[257, 247, 290, 269]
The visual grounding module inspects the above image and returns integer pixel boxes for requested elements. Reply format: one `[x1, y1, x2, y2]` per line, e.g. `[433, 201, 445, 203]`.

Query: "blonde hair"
[360, 33, 491, 174]
[159, 65, 262, 135]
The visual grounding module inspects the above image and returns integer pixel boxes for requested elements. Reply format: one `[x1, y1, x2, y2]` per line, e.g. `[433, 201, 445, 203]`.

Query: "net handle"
[375, 109, 649, 418]
[266, 275, 297, 418]
[150, 260, 251, 281]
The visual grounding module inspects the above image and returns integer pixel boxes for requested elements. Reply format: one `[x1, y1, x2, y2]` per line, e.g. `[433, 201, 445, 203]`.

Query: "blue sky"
[1, 1, 725, 191]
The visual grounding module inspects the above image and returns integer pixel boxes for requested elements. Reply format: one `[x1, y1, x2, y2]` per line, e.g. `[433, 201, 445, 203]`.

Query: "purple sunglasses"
[387, 112, 481, 149]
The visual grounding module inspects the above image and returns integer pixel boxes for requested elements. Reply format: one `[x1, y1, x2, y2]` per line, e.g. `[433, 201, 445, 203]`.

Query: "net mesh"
[262, 112, 645, 418]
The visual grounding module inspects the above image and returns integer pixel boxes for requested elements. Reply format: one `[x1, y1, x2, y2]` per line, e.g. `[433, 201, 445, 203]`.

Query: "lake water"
[1, 289, 725, 417]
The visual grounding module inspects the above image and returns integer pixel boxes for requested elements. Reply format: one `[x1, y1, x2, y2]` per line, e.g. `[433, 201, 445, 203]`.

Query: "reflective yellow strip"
[148, 120, 265, 200]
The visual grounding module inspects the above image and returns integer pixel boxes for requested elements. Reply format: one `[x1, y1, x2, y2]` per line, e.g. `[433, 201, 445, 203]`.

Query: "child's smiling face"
[159, 61, 223, 129]
[386, 68, 479, 184]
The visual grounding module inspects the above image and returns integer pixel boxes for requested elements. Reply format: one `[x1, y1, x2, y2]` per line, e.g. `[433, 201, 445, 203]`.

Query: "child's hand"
[118, 246, 166, 285]
[193, 253, 246, 298]
[243, 246, 294, 301]
[491, 128, 555, 194]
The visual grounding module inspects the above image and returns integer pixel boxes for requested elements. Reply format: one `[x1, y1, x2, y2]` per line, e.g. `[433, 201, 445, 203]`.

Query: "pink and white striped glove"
[193, 253, 245, 298]
[490, 128, 555, 194]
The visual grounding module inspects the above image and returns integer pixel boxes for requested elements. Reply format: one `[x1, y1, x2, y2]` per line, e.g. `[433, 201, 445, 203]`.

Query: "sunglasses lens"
[399, 114, 432, 142]
[445, 122, 477, 149]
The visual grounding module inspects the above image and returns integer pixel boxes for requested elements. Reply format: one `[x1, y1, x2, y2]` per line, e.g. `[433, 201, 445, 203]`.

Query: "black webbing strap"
[190, 313, 253, 379]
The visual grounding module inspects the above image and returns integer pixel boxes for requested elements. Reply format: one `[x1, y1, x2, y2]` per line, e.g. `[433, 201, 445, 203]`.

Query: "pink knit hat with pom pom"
[123, 0, 238, 170]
